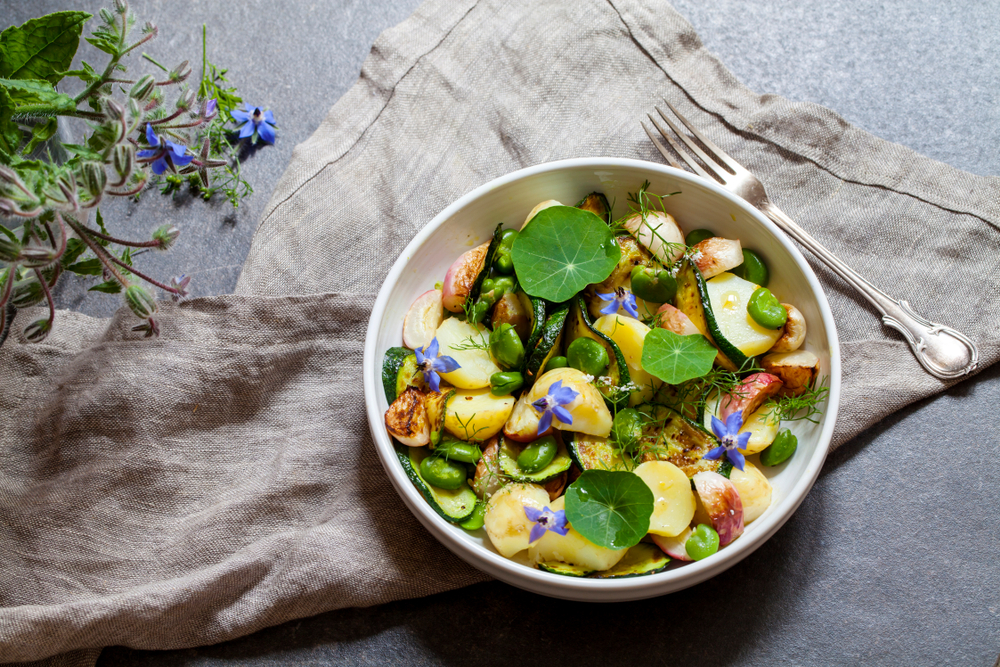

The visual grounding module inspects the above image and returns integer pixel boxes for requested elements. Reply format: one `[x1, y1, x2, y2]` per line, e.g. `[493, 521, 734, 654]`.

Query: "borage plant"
[0, 2, 274, 345]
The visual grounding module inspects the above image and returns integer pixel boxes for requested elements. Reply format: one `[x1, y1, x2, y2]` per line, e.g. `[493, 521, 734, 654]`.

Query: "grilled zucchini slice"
[397, 445, 477, 523]
[498, 435, 572, 483]
[564, 295, 632, 410]
[589, 543, 669, 578]
[674, 258, 747, 371]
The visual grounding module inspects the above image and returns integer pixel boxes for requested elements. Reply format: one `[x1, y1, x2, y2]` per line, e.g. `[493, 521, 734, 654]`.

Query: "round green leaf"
[564, 470, 654, 550]
[641, 328, 717, 384]
[511, 206, 620, 303]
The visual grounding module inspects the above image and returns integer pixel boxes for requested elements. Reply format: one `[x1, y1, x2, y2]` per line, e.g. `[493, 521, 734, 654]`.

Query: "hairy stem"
[33, 268, 55, 325]
[80, 224, 163, 248]
[102, 250, 180, 294]
[63, 216, 130, 287]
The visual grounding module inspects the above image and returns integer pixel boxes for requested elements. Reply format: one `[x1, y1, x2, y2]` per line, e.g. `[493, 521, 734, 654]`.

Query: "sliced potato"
[444, 387, 515, 441]
[592, 314, 660, 404]
[633, 460, 696, 537]
[692, 237, 743, 279]
[492, 292, 530, 340]
[762, 349, 820, 396]
[729, 461, 772, 524]
[703, 392, 778, 455]
[503, 367, 613, 441]
[435, 317, 501, 389]
[705, 272, 783, 357]
[528, 496, 627, 571]
[484, 483, 551, 557]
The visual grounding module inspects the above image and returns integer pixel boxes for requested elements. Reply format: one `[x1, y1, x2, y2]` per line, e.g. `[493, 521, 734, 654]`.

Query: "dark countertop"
[2, 1, 998, 665]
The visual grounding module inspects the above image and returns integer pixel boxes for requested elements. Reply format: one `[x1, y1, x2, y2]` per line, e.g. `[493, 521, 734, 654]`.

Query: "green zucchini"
[395, 354, 421, 401]
[518, 292, 548, 352]
[397, 445, 477, 522]
[539, 561, 594, 577]
[575, 192, 612, 224]
[674, 258, 747, 371]
[565, 295, 631, 410]
[466, 223, 505, 324]
[567, 432, 624, 471]
[636, 403, 727, 478]
[522, 300, 569, 387]
[382, 347, 412, 403]
[589, 543, 669, 579]
[426, 389, 456, 447]
[498, 435, 572, 483]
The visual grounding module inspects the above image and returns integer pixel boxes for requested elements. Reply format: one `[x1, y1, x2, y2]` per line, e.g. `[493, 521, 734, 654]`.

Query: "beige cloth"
[2, 0, 998, 662]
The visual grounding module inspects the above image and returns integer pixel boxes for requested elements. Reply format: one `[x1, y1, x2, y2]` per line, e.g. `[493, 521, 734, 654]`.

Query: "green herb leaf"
[641, 329, 717, 384]
[0, 12, 91, 84]
[511, 206, 620, 303]
[60, 237, 87, 266]
[0, 78, 76, 112]
[0, 86, 20, 158]
[67, 258, 103, 276]
[564, 469, 653, 550]
[88, 280, 121, 294]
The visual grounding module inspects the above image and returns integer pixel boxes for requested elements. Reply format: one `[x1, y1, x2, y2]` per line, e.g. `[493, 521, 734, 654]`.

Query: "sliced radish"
[717, 372, 783, 424]
[691, 237, 743, 279]
[692, 471, 744, 547]
[622, 211, 685, 264]
[402, 289, 444, 350]
[652, 526, 694, 561]
[656, 303, 702, 336]
[442, 243, 489, 312]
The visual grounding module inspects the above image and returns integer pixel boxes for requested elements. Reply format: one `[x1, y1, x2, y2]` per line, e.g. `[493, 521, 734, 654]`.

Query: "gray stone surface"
[2, 0, 998, 665]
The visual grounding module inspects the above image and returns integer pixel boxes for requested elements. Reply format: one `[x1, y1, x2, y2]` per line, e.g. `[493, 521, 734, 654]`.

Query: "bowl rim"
[363, 157, 841, 598]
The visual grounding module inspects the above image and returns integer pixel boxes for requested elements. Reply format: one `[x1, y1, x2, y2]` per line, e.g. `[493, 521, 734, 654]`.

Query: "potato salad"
[382, 185, 825, 578]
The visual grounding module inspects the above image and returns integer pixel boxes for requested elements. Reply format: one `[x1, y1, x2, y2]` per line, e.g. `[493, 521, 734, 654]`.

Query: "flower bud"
[19, 245, 56, 268]
[142, 21, 157, 36]
[202, 98, 218, 120]
[169, 273, 191, 302]
[114, 0, 128, 13]
[125, 284, 157, 319]
[0, 164, 18, 185]
[152, 224, 180, 250]
[175, 89, 195, 111]
[0, 199, 15, 216]
[23, 318, 51, 343]
[113, 144, 134, 180]
[57, 173, 76, 203]
[80, 162, 107, 198]
[100, 8, 115, 24]
[0, 236, 20, 262]
[169, 60, 192, 84]
[130, 74, 156, 102]
[131, 316, 159, 338]
[105, 98, 125, 121]
[11, 279, 44, 308]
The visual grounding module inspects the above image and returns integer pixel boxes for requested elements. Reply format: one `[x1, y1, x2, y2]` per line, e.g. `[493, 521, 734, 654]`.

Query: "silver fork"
[642, 100, 978, 381]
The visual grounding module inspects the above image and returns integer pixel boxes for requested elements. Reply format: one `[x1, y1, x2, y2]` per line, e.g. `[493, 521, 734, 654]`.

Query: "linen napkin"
[2, 0, 998, 662]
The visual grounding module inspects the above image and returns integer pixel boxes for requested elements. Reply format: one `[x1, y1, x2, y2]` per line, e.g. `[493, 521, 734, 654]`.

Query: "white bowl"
[364, 158, 840, 602]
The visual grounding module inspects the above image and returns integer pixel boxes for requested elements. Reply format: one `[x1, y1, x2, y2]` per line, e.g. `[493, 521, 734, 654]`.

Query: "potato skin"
[442, 243, 489, 312]
[385, 387, 430, 447]
[770, 303, 806, 352]
[761, 349, 820, 396]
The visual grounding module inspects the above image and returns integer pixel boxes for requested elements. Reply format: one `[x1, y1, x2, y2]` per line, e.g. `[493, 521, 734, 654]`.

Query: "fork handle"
[759, 200, 979, 380]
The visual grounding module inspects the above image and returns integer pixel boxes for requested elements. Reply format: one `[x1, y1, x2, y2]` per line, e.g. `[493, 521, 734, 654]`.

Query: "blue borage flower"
[524, 504, 569, 543]
[703, 413, 751, 471]
[137, 124, 194, 175]
[597, 286, 639, 318]
[231, 103, 276, 144]
[531, 380, 578, 433]
[415, 338, 460, 393]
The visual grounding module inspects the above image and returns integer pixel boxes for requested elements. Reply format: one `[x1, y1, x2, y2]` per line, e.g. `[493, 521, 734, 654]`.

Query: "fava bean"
[685, 228, 715, 246]
[490, 323, 525, 369]
[685, 523, 720, 560]
[494, 251, 514, 275]
[612, 408, 644, 451]
[544, 355, 568, 372]
[732, 249, 769, 287]
[459, 501, 487, 530]
[760, 429, 797, 466]
[492, 276, 515, 297]
[630, 265, 677, 303]
[490, 371, 524, 396]
[567, 337, 610, 376]
[420, 455, 467, 490]
[747, 287, 787, 329]
[436, 438, 483, 464]
[517, 435, 558, 473]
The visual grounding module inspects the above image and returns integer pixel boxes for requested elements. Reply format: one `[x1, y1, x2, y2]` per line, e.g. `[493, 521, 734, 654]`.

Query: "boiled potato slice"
[444, 387, 515, 441]
[703, 394, 778, 455]
[434, 318, 501, 389]
[522, 199, 562, 229]
[633, 460, 696, 537]
[592, 314, 661, 404]
[504, 367, 613, 440]
[729, 461, 772, 524]
[705, 272, 783, 357]
[484, 483, 551, 557]
[528, 496, 627, 571]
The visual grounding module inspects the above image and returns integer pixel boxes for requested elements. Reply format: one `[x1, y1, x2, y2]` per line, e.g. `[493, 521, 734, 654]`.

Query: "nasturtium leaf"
[641, 328, 717, 384]
[511, 206, 620, 303]
[564, 469, 654, 550]
[0, 12, 91, 84]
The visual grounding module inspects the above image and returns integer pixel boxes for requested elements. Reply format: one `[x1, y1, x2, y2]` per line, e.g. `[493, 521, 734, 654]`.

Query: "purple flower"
[137, 124, 194, 175]
[415, 337, 460, 393]
[703, 412, 751, 471]
[531, 380, 578, 433]
[597, 286, 639, 318]
[231, 103, 276, 144]
[524, 505, 569, 543]
[170, 274, 191, 302]
[203, 98, 218, 120]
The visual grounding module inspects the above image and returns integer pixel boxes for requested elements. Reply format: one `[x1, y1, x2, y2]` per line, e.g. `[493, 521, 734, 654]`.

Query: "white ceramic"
[363, 158, 840, 602]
